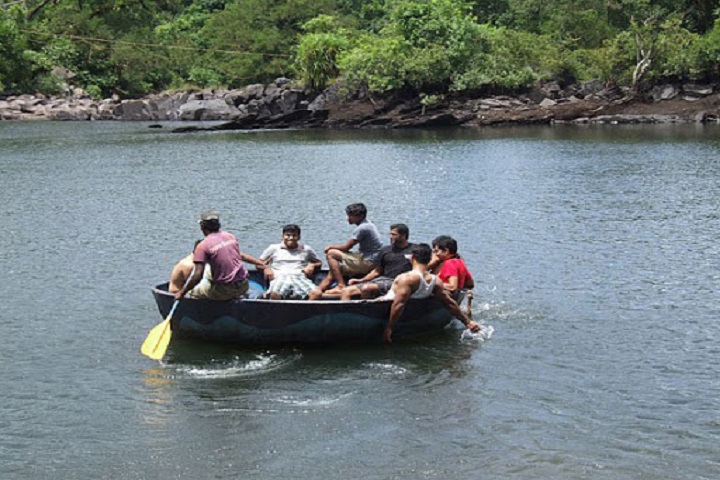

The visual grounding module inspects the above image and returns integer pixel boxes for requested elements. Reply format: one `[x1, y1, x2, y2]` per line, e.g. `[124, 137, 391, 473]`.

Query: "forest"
[1, 0, 719, 99]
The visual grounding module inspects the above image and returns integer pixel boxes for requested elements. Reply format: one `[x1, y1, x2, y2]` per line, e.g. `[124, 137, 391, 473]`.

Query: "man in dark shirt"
[340, 223, 413, 300]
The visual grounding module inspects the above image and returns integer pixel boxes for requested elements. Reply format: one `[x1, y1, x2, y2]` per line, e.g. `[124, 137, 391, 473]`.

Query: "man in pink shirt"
[174, 210, 265, 301]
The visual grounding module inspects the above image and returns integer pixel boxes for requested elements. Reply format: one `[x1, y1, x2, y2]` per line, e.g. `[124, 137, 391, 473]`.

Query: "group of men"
[170, 203, 480, 342]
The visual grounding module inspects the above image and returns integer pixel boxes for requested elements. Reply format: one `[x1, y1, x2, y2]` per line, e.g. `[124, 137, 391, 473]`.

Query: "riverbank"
[1, 78, 718, 128]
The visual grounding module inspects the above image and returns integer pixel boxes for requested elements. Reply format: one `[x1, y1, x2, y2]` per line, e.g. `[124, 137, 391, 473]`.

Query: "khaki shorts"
[189, 279, 249, 301]
[340, 252, 374, 277]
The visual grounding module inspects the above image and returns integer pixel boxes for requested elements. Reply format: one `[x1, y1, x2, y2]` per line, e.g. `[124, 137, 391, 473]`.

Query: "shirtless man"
[382, 243, 480, 343]
[168, 240, 204, 293]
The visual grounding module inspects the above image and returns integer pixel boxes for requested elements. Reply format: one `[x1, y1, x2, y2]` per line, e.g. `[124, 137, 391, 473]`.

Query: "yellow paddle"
[141, 266, 195, 360]
[140, 305, 176, 360]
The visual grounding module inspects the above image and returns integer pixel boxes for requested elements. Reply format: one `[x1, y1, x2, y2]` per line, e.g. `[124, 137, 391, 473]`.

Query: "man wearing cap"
[174, 210, 266, 301]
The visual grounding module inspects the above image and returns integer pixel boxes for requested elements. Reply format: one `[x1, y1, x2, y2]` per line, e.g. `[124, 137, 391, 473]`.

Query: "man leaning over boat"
[382, 244, 480, 343]
[174, 210, 266, 301]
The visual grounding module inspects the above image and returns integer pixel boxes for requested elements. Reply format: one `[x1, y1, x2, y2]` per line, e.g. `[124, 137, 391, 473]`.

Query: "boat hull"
[151, 273, 462, 346]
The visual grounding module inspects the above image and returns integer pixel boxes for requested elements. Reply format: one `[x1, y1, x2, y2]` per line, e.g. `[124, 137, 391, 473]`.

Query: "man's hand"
[466, 320, 480, 333]
[383, 326, 393, 343]
[303, 264, 316, 279]
[264, 268, 275, 282]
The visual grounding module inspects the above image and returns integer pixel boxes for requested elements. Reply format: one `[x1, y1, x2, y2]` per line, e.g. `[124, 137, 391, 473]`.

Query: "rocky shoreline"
[1, 77, 718, 129]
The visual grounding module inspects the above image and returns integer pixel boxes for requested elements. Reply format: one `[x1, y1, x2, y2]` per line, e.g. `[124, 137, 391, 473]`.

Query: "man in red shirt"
[430, 235, 474, 294]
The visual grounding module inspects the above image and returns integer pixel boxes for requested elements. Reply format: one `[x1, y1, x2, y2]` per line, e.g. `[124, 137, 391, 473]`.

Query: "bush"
[452, 25, 561, 92]
[294, 16, 353, 90]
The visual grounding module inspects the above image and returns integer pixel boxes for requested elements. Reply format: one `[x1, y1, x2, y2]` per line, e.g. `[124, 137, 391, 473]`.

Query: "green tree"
[200, 0, 337, 87]
[606, 15, 700, 89]
[336, 0, 479, 93]
[453, 25, 561, 91]
[0, 6, 32, 92]
[294, 15, 352, 90]
[696, 19, 720, 78]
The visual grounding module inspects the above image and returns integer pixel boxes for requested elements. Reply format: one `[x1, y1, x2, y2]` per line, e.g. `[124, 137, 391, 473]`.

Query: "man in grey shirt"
[309, 203, 383, 299]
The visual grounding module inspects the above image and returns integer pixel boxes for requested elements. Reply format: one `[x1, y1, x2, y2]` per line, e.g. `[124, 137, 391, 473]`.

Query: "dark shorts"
[372, 276, 394, 295]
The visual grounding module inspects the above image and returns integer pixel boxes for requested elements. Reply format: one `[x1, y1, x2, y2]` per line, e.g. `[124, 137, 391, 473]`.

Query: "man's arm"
[324, 238, 357, 254]
[258, 246, 275, 281]
[384, 277, 413, 343]
[241, 252, 267, 269]
[428, 255, 442, 273]
[348, 265, 382, 285]
[433, 283, 480, 332]
[443, 275, 460, 293]
[304, 258, 322, 278]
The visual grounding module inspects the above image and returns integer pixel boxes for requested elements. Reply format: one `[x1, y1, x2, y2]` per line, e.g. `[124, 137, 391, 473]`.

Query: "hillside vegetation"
[2, 0, 719, 99]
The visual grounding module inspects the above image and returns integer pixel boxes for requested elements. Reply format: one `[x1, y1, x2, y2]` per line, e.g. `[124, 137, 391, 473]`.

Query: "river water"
[1, 122, 719, 479]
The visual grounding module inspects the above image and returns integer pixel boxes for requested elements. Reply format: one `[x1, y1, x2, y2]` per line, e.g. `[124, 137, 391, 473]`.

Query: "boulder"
[46, 105, 92, 121]
[682, 84, 713, 97]
[114, 100, 152, 120]
[651, 84, 679, 101]
[276, 89, 302, 114]
[237, 84, 265, 103]
[178, 99, 239, 120]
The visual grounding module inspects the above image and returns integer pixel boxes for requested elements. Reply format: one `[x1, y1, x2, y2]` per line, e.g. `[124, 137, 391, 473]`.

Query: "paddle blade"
[141, 317, 172, 360]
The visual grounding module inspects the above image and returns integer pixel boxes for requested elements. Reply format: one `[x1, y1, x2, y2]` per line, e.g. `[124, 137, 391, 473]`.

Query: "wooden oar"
[141, 266, 195, 360]
[465, 290, 474, 319]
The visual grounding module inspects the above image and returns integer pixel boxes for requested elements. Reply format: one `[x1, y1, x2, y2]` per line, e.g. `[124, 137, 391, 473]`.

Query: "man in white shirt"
[259, 224, 322, 300]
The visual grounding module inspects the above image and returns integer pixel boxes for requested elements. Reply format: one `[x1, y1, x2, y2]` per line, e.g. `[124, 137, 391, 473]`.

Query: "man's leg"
[360, 283, 381, 299]
[316, 249, 345, 291]
[340, 285, 362, 300]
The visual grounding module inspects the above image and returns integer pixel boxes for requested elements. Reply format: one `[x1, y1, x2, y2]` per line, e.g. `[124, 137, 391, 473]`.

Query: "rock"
[97, 101, 117, 120]
[237, 84, 265, 103]
[178, 99, 239, 120]
[539, 98, 557, 108]
[478, 98, 513, 109]
[46, 105, 92, 120]
[683, 84, 713, 96]
[694, 111, 708, 123]
[577, 79, 605, 98]
[51, 67, 76, 81]
[113, 100, 152, 120]
[274, 77, 292, 87]
[263, 83, 280, 100]
[651, 84, 679, 101]
[276, 89, 302, 114]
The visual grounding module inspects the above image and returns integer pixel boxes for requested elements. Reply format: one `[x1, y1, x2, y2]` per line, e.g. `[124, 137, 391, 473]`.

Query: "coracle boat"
[151, 270, 468, 346]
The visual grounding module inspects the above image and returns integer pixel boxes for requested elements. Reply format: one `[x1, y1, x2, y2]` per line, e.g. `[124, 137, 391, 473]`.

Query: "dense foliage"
[1, 0, 719, 98]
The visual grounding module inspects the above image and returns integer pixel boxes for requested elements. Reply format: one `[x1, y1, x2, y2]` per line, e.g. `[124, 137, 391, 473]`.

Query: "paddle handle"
[465, 290, 474, 318]
[166, 298, 180, 320]
[167, 264, 195, 319]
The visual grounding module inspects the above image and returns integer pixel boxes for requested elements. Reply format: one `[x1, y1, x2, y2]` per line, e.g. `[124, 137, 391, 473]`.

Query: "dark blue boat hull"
[151, 272, 462, 345]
